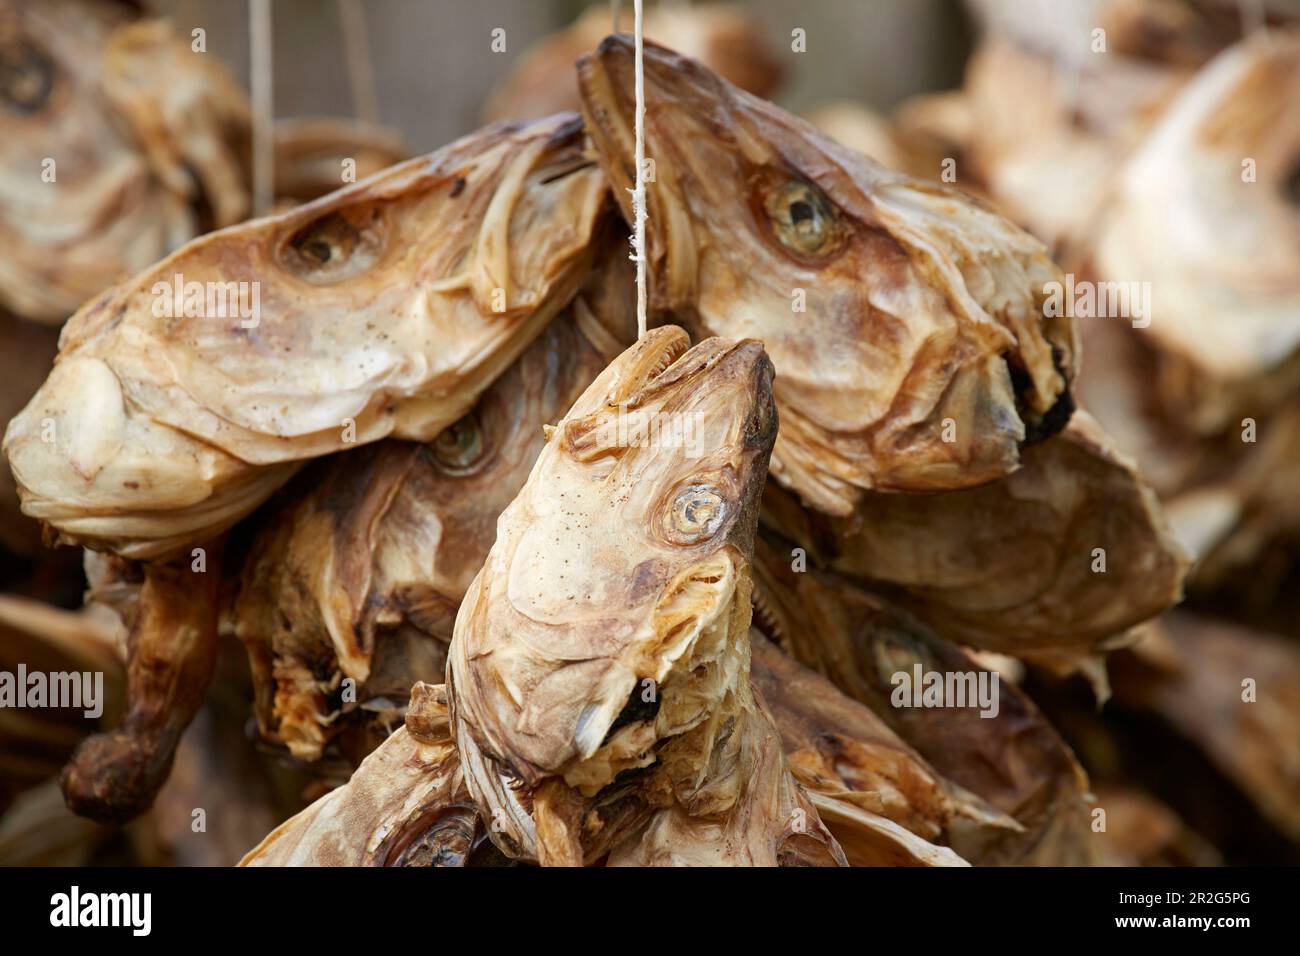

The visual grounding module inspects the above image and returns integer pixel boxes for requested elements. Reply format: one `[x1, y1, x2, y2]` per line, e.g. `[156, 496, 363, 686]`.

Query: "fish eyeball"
[432, 412, 484, 471]
[280, 206, 384, 283]
[762, 178, 843, 258]
[667, 485, 727, 543]
[0, 40, 54, 114]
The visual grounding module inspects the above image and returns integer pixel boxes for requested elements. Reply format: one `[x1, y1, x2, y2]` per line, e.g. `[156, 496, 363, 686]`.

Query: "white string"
[339, 0, 379, 124]
[250, 0, 274, 216]
[631, 0, 648, 340]
[1238, 0, 1266, 38]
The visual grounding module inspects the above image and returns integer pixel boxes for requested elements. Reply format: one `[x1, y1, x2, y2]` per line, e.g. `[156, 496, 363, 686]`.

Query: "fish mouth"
[578, 34, 695, 149]
[604, 326, 693, 404]
[576, 35, 641, 177]
[614, 329, 774, 416]
[1009, 347, 1075, 445]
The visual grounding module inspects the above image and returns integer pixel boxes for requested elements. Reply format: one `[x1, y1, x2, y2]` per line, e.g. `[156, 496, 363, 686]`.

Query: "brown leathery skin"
[4, 113, 608, 559]
[579, 35, 1077, 516]
[60, 548, 223, 824]
[749, 536, 1096, 865]
[447, 328, 847, 865]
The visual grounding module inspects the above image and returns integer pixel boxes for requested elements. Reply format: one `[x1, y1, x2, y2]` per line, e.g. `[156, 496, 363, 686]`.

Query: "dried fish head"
[4, 114, 608, 558]
[762, 412, 1189, 657]
[579, 36, 1077, 515]
[1089, 28, 1300, 433]
[232, 309, 625, 761]
[0, 1, 250, 324]
[749, 540, 1097, 865]
[448, 326, 810, 863]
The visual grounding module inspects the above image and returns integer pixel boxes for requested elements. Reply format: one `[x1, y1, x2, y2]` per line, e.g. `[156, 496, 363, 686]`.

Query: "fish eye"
[432, 412, 483, 472]
[664, 484, 728, 544]
[0, 40, 54, 114]
[282, 207, 383, 283]
[762, 178, 843, 258]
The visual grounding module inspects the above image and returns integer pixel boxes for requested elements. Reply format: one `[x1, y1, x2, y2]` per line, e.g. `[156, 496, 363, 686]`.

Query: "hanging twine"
[339, 0, 380, 124]
[249, 0, 274, 216]
[630, 0, 648, 340]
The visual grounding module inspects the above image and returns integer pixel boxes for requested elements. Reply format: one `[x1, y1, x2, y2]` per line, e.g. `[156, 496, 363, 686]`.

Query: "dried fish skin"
[4, 114, 609, 559]
[750, 539, 1096, 865]
[232, 311, 623, 761]
[764, 412, 1188, 656]
[0, 1, 250, 324]
[448, 328, 844, 865]
[579, 36, 1077, 516]
[1088, 29, 1300, 434]
[241, 683, 477, 867]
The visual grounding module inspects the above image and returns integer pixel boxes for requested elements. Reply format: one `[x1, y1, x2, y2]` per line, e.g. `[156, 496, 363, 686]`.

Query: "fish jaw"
[3, 113, 608, 558]
[579, 35, 1077, 515]
[447, 327, 778, 861]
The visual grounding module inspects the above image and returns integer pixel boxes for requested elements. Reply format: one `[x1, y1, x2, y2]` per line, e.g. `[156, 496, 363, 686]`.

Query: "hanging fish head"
[579, 35, 1077, 515]
[447, 326, 777, 862]
[3, 113, 608, 558]
[0, 0, 251, 323]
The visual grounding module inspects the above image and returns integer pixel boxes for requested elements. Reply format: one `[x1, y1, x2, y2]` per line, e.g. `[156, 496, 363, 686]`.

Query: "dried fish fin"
[808, 794, 968, 867]
[60, 550, 222, 824]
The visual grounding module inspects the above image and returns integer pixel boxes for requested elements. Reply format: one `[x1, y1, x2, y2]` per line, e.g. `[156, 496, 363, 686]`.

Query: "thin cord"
[1238, 0, 1266, 38]
[339, 0, 379, 123]
[631, 0, 647, 340]
[250, 0, 274, 216]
